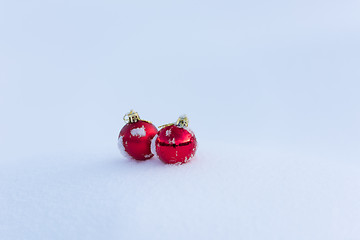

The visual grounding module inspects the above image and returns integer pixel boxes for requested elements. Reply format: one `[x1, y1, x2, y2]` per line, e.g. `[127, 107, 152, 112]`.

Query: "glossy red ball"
[118, 120, 158, 160]
[152, 125, 197, 164]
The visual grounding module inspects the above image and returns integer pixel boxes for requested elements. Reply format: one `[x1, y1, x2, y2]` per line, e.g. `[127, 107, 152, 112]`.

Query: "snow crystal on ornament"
[168, 138, 176, 144]
[165, 129, 172, 136]
[130, 126, 146, 137]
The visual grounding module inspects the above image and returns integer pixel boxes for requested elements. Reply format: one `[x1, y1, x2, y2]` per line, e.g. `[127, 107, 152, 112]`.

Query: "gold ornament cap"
[176, 115, 189, 128]
[123, 110, 140, 123]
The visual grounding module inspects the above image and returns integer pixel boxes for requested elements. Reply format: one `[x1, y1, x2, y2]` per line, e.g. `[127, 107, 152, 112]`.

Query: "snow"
[130, 126, 146, 137]
[1, 0, 360, 239]
[117, 136, 132, 159]
[1, 142, 359, 240]
[151, 134, 159, 159]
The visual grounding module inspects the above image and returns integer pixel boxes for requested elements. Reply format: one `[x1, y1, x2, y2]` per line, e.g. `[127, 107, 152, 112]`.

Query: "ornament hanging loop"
[123, 110, 140, 123]
[158, 123, 173, 129]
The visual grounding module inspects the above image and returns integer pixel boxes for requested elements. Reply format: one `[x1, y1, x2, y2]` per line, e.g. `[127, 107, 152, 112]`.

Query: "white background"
[0, 0, 359, 239]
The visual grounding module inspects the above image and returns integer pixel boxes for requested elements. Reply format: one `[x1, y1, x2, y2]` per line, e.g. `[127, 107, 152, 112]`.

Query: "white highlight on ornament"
[118, 136, 132, 159]
[165, 129, 172, 136]
[130, 126, 146, 137]
[184, 127, 195, 137]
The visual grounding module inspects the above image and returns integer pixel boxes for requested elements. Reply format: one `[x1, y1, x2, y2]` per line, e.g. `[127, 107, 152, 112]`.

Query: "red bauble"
[118, 111, 158, 160]
[152, 117, 197, 164]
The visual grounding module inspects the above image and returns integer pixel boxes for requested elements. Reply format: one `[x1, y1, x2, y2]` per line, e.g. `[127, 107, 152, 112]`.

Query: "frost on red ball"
[118, 120, 158, 160]
[153, 125, 197, 164]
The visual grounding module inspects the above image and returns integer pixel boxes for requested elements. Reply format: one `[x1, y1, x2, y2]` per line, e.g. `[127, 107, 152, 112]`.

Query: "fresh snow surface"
[1, 0, 360, 239]
[1, 141, 359, 240]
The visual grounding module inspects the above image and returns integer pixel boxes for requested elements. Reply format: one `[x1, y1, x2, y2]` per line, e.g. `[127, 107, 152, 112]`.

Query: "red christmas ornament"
[152, 115, 197, 164]
[118, 110, 158, 160]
